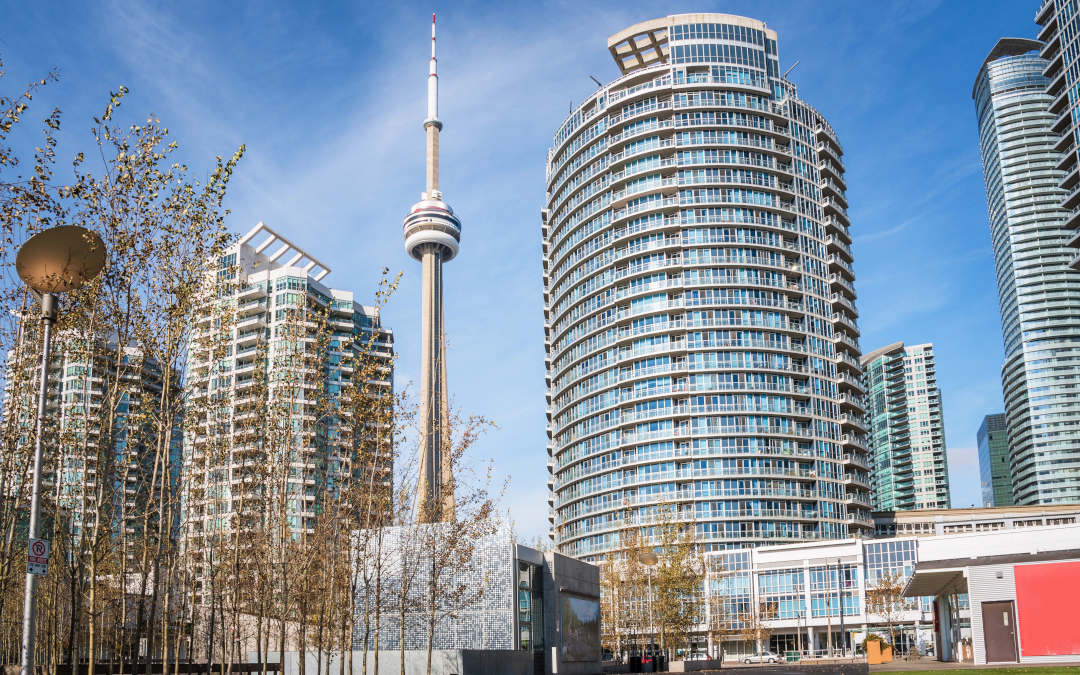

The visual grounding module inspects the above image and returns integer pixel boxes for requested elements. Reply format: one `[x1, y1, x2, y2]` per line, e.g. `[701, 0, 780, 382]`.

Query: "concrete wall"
[916, 522, 1080, 561]
[263, 650, 533, 675]
[543, 551, 602, 675]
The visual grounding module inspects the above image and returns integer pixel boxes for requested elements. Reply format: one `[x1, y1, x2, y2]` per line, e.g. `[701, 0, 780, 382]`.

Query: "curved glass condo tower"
[973, 34, 1080, 505]
[543, 14, 870, 560]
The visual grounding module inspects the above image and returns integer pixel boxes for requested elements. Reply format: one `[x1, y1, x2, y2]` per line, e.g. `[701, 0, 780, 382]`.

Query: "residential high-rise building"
[543, 14, 870, 561]
[977, 413, 1013, 507]
[403, 15, 461, 521]
[183, 222, 393, 600]
[974, 30, 1080, 504]
[860, 342, 951, 511]
[4, 334, 181, 543]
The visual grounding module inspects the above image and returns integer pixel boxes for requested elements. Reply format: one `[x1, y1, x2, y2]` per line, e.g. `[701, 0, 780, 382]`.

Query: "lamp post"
[639, 551, 658, 672]
[15, 226, 105, 675]
[836, 559, 846, 658]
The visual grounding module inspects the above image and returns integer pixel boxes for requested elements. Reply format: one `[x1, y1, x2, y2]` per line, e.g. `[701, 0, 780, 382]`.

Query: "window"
[864, 540, 916, 580]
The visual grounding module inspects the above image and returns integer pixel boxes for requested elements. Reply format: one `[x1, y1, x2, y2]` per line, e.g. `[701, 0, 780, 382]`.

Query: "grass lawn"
[907, 665, 1080, 669]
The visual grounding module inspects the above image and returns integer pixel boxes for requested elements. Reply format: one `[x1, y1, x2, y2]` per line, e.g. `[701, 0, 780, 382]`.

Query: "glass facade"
[544, 13, 871, 562]
[977, 413, 1013, 507]
[861, 343, 951, 511]
[974, 28, 1080, 504]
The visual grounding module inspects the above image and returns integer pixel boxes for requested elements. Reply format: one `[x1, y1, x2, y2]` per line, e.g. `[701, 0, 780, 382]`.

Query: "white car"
[743, 651, 779, 664]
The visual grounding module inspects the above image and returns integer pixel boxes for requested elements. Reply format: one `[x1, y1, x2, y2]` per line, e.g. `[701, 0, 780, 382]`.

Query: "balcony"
[1044, 48, 1065, 81]
[1063, 181, 1080, 211]
[1054, 127, 1075, 154]
[831, 292, 859, 318]
[842, 452, 870, 470]
[824, 215, 851, 243]
[826, 235, 854, 263]
[1066, 206, 1080, 231]
[815, 125, 844, 155]
[1050, 85, 1070, 115]
[827, 254, 855, 281]
[822, 181, 849, 210]
[817, 142, 845, 170]
[235, 329, 265, 347]
[1053, 107, 1073, 134]
[839, 393, 866, 413]
[1068, 228, 1080, 252]
[842, 434, 869, 452]
[1061, 161, 1080, 192]
[238, 284, 267, 301]
[1057, 147, 1078, 173]
[237, 300, 268, 317]
[1037, 0, 1056, 26]
[833, 330, 860, 354]
[236, 315, 267, 331]
[846, 513, 874, 529]
[842, 472, 871, 488]
[837, 371, 866, 393]
[1070, 250, 1080, 271]
[828, 272, 857, 300]
[823, 198, 850, 226]
[1041, 30, 1061, 58]
[844, 491, 872, 508]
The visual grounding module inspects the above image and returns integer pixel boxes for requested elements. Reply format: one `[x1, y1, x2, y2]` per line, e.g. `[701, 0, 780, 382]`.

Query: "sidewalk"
[871, 661, 1080, 671]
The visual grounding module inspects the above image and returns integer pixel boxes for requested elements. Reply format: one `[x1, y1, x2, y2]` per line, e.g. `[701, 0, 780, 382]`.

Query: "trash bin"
[786, 651, 800, 662]
[629, 656, 642, 673]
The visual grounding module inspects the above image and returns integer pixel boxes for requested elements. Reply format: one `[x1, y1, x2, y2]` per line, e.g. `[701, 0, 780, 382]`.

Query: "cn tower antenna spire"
[404, 13, 460, 523]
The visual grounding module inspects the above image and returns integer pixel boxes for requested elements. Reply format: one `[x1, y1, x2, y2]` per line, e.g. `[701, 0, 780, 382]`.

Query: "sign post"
[27, 539, 49, 576]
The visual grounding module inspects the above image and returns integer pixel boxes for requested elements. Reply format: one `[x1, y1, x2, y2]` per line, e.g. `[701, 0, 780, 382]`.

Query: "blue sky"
[1, 0, 1042, 539]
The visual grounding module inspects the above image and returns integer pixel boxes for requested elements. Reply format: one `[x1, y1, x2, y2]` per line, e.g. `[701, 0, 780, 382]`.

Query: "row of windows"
[669, 23, 776, 56]
[671, 44, 768, 71]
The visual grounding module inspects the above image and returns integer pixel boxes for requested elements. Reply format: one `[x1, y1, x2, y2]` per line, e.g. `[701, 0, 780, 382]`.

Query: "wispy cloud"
[1, 0, 1037, 539]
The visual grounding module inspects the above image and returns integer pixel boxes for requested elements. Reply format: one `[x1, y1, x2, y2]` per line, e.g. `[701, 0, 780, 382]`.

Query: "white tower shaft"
[407, 14, 456, 523]
[425, 14, 441, 196]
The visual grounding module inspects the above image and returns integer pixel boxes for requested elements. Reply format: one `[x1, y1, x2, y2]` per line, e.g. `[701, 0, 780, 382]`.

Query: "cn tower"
[403, 15, 459, 523]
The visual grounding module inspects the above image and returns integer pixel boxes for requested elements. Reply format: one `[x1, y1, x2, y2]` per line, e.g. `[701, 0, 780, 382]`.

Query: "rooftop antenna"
[590, 75, 603, 89]
[783, 60, 800, 80]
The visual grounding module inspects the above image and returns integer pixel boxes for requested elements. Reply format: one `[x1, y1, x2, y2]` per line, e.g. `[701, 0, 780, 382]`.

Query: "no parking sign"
[27, 538, 49, 576]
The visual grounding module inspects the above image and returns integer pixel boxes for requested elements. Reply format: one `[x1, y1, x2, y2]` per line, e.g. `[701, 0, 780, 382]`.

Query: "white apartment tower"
[543, 14, 870, 560]
[182, 222, 393, 595]
[860, 342, 951, 511]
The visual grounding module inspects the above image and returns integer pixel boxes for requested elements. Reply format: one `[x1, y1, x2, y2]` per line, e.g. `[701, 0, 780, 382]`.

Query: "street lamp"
[836, 559, 846, 658]
[639, 551, 658, 672]
[15, 226, 105, 675]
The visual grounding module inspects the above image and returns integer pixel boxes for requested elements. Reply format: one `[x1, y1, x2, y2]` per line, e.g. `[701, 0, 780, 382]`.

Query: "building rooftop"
[607, 13, 776, 76]
[236, 221, 331, 282]
[972, 37, 1044, 99]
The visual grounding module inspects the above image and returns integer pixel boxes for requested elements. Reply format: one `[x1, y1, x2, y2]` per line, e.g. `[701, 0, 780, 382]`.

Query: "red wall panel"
[1014, 560, 1080, 656]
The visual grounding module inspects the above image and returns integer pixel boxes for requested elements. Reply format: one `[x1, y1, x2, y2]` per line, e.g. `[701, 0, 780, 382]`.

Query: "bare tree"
[739, 603, 776, 664]
[418, 411, 501, 675]
[705, 557, 732, 665]
[865, 569, 910, 649]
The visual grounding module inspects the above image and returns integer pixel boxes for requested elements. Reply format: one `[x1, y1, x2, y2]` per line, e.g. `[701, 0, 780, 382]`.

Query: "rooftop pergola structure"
[607, 19, 669, 75]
